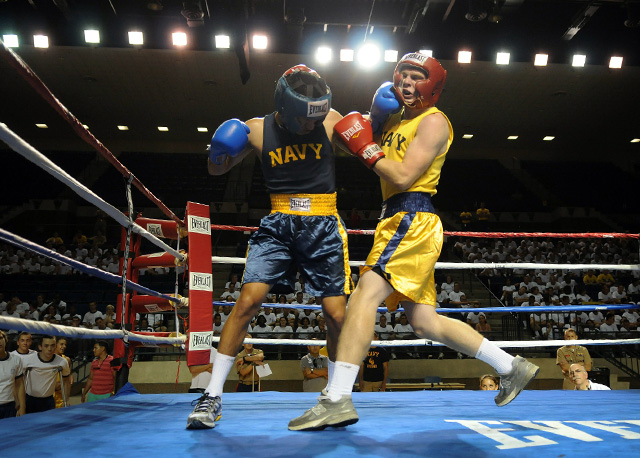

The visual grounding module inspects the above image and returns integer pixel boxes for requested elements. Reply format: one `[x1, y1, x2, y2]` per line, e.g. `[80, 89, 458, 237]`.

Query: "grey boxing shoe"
[288, 394, 359, 431]
[186, 393, 222, 429]
[495, 356, 539, 407]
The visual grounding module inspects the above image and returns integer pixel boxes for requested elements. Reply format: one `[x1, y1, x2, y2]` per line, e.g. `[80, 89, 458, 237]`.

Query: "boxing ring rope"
[0, 38, 184, 228]
[0, 227, 184, 305]
[0, 316, 184, 345]
[0, 123, 184, 262]
[209, 223, 639, 240]
[210, 255, 640, 271]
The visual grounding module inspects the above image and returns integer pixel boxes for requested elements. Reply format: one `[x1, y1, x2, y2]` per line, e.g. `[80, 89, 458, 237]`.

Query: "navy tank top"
[260, 112, 335, 194]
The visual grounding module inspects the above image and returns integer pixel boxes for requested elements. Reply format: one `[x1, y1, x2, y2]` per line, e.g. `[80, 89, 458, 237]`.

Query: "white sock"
[326, 360, 335, 388]
[204, 353, 235, 398]
[475, 338, 515, 375]
[327, 361, 359, 401]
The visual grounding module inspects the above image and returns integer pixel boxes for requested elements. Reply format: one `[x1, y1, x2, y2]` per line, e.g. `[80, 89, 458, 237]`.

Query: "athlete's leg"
[403, 302, 484, 356]
[216, 283, 271, 357]
[320, 295, 346, 362]
[334, 270, 393, 366]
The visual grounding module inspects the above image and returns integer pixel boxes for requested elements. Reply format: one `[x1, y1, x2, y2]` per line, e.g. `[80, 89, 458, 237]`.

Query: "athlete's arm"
[207, 117, 263, 175]
[372, 112, 449, 191]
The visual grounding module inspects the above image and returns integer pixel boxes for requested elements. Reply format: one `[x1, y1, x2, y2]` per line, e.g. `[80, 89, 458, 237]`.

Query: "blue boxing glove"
[209, 119, 250, 165]
[369, 82, 401, 134]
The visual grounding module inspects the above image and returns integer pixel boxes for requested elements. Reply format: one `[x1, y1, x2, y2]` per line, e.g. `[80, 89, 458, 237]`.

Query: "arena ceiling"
[1, 0, 639, 162]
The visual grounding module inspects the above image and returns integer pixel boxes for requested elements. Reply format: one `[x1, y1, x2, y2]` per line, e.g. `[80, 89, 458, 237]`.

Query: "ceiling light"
[315, 46, 332, 64]
[384, 50, 398, 62]
[84, 30, 100, 44]
[507, 136, 518, 140]
[543, 136, 555, 141]
[215, 35, 230, 49]
[458, 51, 472, 64]
[496, 52, 510, 65]
[356, 43, 381, 69]
[462, 134, 473, 139]
[172, 32, 187, 46]
[418, 49, 433, 57]
[197, 127, 208, 133]
[128, 31, 144, 45]
[36, 123, 48, 129]
[34, 35, 49, 48]
[340, 49, 354, 62]
[158, 126, 169, 132]
[117, 125, 129, 131]
[572, 54, 586, 67]
[253, 35, 268, 49]
[631, 138, 640, 143]
[609, 56, 623, 69]
[3, 34, 19, 48]
[534, 54, 548, 66]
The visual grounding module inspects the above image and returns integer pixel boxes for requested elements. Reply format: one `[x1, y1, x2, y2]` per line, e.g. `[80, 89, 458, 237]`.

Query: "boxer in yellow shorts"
[290, 52, 539, 431]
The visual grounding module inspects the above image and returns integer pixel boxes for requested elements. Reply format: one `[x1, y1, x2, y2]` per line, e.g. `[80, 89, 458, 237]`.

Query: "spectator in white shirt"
[220, 283, 240, 302]
[83, 302, 104, 327]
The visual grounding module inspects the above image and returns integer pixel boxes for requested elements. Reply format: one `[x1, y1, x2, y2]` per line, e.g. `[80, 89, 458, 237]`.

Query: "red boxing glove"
[334, 112, 385, 169]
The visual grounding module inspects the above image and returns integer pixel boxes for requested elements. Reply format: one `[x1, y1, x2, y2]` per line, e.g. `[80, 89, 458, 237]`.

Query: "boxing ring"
[1, 390, 640, 457]
[2, 37, 640, 458]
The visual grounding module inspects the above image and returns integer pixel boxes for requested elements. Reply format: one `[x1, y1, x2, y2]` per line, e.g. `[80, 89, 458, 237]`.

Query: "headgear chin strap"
[274, 65, 332, 134]
[392, 52, 447, 109]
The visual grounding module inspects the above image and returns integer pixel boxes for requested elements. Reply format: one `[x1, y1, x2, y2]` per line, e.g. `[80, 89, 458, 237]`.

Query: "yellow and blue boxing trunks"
[363, 192, 442, 311]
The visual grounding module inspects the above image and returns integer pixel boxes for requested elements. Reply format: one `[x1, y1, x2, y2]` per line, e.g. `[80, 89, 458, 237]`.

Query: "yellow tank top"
[378, 107, 453, 200]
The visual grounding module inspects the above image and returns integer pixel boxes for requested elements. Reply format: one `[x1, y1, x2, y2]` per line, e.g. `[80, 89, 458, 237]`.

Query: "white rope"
[0, 316, 185, 345]
[0, 123, 184, 262]
[212, 255, 639, 271]
[230, 336, 640, 348]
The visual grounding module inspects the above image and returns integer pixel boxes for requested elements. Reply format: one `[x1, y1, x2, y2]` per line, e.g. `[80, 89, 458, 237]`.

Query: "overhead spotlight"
[631, 138, 640, 143]
[172, 32, 187, 46]
[158, 126, 169, 132]
[197, 127, 208, 133]
[534, 53, 549, 66]
[507, 136, 518, 140]
[356, 43, 381, 69]
[2, 34, 19, 47]
[128, 31, 144, 45]
[147, 1, 163, 11]
[465, 0, 487, 22]
[624, 1, 640, 27]
[315, 46, 332, 64]
[384, 50, 398, 62]
[340, 49, 354, 62]
[543, 136, 555, 141]
[181, 1, 205, 28]
[572, 54, 586, 67]
[609, 56, 623, 69]
[496, 52, 510, 65]
[36, 123, 48, 129]
[84, 30, 100, 44]
[418, 49, 433, 57]
[34, 35, 49, 48]
[215, 35, 230, 49]
[458, 50, 472, 64]
[462, 134, 473, 139]
[253, 35, 268, 50]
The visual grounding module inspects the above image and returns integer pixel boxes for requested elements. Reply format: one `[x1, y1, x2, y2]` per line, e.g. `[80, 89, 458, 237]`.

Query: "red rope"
[210, 224, 638, 239]
[0, 39, 184, 227]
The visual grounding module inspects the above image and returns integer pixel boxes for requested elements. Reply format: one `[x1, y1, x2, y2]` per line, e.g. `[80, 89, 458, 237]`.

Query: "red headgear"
[392, 52, 447, 109]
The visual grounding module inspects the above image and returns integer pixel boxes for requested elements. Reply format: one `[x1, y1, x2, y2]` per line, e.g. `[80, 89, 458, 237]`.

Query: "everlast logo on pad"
[406, 53, 427, 64]
[190, 272, 212, 291]
[189, 331, 213, 351]
[340, 121, 364, 142]
[289, 197, 311, 212]
[307, 100, 329, 118]
[188, 215, 211, 235]
[147, 223, 163, 237]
